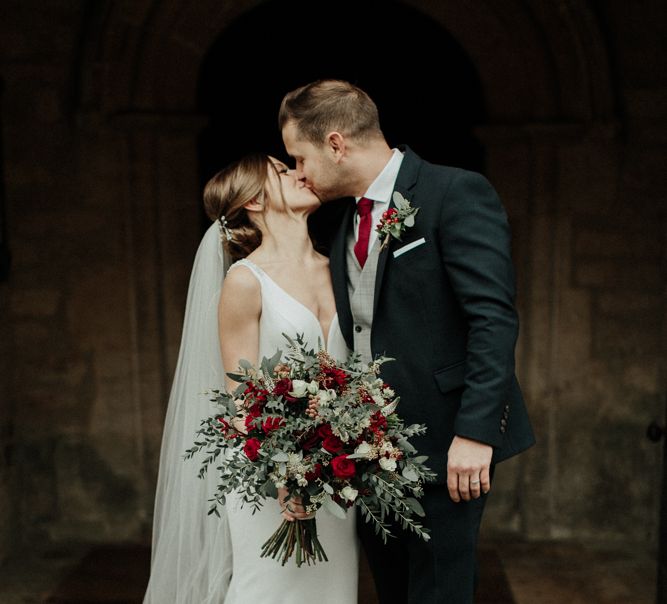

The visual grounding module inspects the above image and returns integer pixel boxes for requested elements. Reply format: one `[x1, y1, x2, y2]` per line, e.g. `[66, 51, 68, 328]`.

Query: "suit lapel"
[372, 146, 421, 316]
[329, 198, 355, 349]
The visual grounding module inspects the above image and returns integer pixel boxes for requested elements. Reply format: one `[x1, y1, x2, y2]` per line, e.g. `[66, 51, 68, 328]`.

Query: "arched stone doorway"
[69, 0, 622, 544]
[196, 0, 486, 198]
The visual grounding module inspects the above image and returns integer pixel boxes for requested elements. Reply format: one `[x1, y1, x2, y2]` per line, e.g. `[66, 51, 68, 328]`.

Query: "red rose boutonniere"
[376, 191, 419, 251]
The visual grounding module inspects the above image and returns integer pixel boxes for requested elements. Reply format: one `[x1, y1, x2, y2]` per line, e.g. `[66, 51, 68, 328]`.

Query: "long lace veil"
[143, 222, 233, 603]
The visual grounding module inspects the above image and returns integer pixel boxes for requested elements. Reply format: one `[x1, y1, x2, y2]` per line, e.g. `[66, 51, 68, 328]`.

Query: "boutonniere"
[376, 191, 420, 251]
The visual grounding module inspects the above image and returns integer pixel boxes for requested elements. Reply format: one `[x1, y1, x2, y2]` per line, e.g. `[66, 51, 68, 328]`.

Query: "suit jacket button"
[504, 404, 510, 412]
[355, 325, 362, 333]
[500, 418, 508, 427]
[500, 426, 507, 433]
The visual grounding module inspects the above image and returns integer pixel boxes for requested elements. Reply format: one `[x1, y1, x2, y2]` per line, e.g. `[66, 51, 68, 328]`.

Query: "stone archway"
[196, 0, 487, 190]
[71, 0, 618, 542]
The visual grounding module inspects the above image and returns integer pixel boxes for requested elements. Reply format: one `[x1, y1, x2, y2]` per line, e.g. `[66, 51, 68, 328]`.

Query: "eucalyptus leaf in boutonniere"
[376, 191, 420, 251]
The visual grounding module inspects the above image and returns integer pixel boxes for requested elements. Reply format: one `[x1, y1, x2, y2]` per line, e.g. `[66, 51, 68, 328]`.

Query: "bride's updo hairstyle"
[203, 153, 270, 262]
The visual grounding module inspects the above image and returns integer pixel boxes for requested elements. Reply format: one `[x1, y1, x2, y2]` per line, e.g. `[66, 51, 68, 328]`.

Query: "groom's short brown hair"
[279, 79, 383, 145]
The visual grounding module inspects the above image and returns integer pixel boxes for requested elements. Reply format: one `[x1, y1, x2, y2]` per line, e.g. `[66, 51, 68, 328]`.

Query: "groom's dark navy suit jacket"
[320, 146, 535, 482]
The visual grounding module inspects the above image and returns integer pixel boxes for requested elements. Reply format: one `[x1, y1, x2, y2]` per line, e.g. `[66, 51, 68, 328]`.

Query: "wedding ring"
[470, 479, 480, 485]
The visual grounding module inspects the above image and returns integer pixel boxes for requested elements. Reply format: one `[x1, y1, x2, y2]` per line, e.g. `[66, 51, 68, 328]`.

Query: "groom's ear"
[326, 131, 346, 163]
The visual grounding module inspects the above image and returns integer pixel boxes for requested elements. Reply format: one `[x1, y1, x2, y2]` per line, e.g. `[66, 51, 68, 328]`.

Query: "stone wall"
[1, 2, 98, 551]
[0, 219, 12, 561]
[483, 128, 666, 544]
[0, 2, 182, 550]
[0, 0, 665, 560]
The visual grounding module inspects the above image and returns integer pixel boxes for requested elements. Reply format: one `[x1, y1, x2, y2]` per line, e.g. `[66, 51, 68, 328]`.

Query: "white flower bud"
[289, 380, 308, 398]
[287, 452, 303, 466]
[341, 485, 359, 502]
[307, 380, 319, 395]
[379, 457, 397, 472]
[354, 441, 375, 460]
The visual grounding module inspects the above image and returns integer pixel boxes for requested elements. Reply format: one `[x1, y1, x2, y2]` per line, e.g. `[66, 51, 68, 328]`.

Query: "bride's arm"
[217, 266, 309, 522]
[218, 265, 261, 402]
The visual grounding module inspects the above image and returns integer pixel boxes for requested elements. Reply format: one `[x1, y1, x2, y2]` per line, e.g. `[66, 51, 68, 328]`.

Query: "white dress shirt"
[354, 148, 404, 251]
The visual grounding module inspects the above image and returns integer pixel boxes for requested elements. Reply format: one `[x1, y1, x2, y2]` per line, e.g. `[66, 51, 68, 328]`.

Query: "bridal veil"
[143, 222, 232, 603]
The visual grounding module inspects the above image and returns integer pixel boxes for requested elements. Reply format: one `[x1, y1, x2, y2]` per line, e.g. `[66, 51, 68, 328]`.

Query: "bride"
[143, 153, 359, 603]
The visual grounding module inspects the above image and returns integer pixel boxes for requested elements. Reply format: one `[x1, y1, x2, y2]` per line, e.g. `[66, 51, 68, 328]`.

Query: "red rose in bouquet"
[262, 416, 284, 434]
[331, 455, 356, 479]
[243, 437, 261, 461]
[272, 377, 298, 403]
[318, 424, 344, 453]
[300, 429, 321, 451]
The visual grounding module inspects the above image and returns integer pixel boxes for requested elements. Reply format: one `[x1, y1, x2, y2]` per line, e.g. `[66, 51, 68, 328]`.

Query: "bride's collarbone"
[252, 260, 330, 292]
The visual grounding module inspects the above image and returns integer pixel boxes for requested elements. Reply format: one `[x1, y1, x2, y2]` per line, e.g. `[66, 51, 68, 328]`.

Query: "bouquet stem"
[260, 518, 328, 567]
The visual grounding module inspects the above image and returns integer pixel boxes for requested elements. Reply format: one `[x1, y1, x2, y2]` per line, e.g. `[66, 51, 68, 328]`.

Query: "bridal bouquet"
[185, 334, 435, 567]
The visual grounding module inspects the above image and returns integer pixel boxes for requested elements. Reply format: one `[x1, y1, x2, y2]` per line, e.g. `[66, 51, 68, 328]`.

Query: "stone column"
[49, 110, 209, 541]
[477, 118, 666, 544]
[0, 74, 15, 564]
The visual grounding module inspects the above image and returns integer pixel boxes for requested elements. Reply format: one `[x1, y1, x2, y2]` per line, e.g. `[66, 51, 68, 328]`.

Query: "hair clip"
[218, 215, 234, 243]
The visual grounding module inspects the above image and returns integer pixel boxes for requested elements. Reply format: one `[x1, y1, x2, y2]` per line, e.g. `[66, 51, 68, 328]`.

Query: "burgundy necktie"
[354, 197, 374, 268]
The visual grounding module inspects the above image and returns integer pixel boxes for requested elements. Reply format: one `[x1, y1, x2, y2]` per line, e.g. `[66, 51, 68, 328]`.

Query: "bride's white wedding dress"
[222, 258, 358, 604]
[143, 223, 358, 604]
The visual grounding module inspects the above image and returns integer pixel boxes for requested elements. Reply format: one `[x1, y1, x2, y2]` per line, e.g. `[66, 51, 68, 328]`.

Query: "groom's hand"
[447, 436, 493, 502]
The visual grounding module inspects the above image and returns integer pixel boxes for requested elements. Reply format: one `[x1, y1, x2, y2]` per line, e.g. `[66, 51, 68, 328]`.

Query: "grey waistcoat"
[345, 229, 381, 364]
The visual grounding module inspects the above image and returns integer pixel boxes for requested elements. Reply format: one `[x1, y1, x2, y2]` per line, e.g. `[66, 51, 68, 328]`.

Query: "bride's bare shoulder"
[220, 263, 260, 312]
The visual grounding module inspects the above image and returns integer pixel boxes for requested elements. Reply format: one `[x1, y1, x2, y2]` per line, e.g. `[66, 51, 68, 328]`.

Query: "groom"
[280, 80, 535, 603]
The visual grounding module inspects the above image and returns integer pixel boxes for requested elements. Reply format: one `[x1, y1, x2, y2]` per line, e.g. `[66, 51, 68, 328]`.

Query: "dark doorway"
[196, 0, 486, 223]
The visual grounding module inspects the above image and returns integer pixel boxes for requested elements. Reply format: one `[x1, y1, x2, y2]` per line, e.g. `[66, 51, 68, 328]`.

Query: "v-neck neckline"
[240, 259, 336, 350]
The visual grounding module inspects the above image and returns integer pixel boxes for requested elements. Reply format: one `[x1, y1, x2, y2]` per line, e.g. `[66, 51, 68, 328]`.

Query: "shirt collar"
[356, 148, 404, 205]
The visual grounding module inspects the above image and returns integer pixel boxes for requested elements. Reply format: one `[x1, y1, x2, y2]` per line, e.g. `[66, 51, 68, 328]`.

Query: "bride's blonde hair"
[203, 153, 273, 262]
